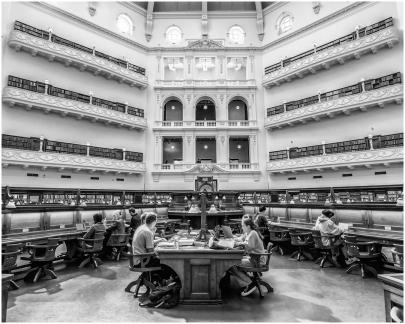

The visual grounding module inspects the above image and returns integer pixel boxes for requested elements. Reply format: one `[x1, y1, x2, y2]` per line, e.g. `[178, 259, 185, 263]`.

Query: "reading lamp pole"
[197, 192, 208, 241]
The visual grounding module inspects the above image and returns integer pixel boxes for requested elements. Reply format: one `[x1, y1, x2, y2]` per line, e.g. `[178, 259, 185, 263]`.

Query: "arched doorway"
[228, 99, 248, 120]
[163, 99, 183, 121]
[196, 99, 216, 121]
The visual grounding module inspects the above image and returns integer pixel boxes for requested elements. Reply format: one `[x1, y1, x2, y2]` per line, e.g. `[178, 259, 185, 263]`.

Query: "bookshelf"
[269, 150, 288, 161]
[264, 17, 394, 75]
[14, 21, 146, 75]
[289, 145, 323, 159]
[44, 140, 87, 155]
[2, 134, 41, 151]
[89, 146, 123, 160]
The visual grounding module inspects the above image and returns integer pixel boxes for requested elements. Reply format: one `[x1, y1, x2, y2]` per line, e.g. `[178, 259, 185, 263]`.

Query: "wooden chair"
[106, 233, 130, 261]
[21, 239, 59, 283]
[77, 232, 105, 268]
[344, 235, 382, 278]
[269, 227, 290, 255]
[289, 230, 314, 261]
[2, 243, 22, 289]
[391, 244, 403, 271]
[236, 242, 274, 298]
[124, 252, 161, 298]
[311, 230, 340, 268]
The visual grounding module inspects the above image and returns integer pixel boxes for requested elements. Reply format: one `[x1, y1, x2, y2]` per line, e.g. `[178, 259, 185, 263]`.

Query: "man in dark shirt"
[254, 206, 270, 248]
[129, 208, 141, 234]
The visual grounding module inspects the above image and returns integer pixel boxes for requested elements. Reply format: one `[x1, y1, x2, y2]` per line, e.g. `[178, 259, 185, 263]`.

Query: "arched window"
[277, 13, 294, 35]
[166, 26, 182, 45]
[116, 14, 133, 36]
[228, 25, 245, 44]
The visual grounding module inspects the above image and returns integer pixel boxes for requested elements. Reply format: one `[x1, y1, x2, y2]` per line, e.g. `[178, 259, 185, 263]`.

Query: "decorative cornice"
[262, 2, 288, 16]
[152, 163, 261, 176]
[263, 27, 400, 88]
[154, 79, 257, 89]
[31, 2, 148, 52]
[8, 30, 149, 88]
[262, 2, 374, 51]
[153, 120, 259, 131]
[265, 84, 404, 129]
[119, 2, 147, 16]
[152, 11, 257, 19]
[2, 148, 146, 174]
[2, 87, 147, 130]
[266, 147, 404, 173]
[187, 39, 224, 49]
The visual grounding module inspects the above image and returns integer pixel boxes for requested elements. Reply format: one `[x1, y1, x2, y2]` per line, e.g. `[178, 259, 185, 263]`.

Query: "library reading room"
[1, 0, 404, 322]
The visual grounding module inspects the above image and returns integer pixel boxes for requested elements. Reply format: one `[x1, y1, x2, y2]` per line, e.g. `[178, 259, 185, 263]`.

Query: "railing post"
[318, 90, 321, 103]
[280, 58, 283, 68]
[44, 80, 49, 95]
[283, 101, 287, 112]
[313, 43, 317, 53]
[39, 136, 44, 152]
[124, 102, 128, 114]
[89, 91, 93, 105]
[321, 141, 326, 155]
[86, 142, 90, 156]
[286, 146, 290, 160]
[92, 46, 96, 56]
[360, 78, 365, 92]
[48, 27, 53, 41]
[122, 148, 126, 161]
[368, 134, 374, 150]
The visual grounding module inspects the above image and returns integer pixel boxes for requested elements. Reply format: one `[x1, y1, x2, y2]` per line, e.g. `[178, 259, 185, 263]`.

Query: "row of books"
[265, 17, 394, 74]
[14, 21, 146, 75]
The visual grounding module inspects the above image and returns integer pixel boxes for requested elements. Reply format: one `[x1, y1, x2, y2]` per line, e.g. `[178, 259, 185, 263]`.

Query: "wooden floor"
[6, 252, 387, 322]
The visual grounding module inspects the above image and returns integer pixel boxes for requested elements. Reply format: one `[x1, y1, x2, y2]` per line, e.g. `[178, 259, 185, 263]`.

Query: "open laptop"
[221, 225, 233, 239]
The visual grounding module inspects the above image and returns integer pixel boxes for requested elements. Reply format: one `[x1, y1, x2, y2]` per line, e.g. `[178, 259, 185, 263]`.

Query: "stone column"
[155, 135, 162, 164]
[249, 135, 258, 164]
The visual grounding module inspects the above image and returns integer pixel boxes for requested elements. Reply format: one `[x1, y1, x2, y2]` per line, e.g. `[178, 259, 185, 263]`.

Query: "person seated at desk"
[102, 211, 126, 256]
[228, 218, 266, 297]
[255, 206, 270, 248]
[83, 213, 106, 240]
[313, 209, 350, 266]
[129, 208, 141, 237]
[132, 213, 161, 267]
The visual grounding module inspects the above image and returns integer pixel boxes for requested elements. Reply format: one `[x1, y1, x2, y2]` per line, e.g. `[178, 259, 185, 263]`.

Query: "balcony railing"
[153, 120, 258, 129]
[2, 134, 145, 174]
[154, 79, 257, 89]
[265, 73, 403, 129]
[263, 17, 399, 88]
[4, 76, 147, 129]
[267, 133, 403, 173]
[8, 21, 148, 88]
[153, 163, 260, 172]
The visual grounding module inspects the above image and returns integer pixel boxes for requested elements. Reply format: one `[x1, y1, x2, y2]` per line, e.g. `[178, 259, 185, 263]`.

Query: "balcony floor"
[7, 253, 385, 322]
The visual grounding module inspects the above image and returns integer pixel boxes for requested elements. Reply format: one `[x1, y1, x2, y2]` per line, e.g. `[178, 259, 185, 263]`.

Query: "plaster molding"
[2, 148, 146, 174]
[2, 87, 147, 130]
[265, 84, 403, 129]
[153, 120, 259, 131]
[155, 79, 257, 89]
[31, 2, 148, 52]
[8, 30, 149, 88]
[266, 147, 403, 173]
[152, 163, 261, 176]
[263, 27, 400, 88]
[119, 2, 147, 16]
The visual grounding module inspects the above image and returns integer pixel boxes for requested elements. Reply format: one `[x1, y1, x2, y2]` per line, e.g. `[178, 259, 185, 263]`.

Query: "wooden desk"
[347, 227, 403, 245]
[269, 221, 314, 231]
[2, 274, 14, 322]
[378, 273, 403, 322]
[168, 210, 243, 228]
[157, 246, 244, 304]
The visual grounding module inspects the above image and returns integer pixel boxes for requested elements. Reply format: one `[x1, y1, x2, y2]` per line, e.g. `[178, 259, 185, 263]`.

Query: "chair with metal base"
[311, 230, 340, 268]
[21, 239, 59, 283]
[344, 235, 381, 278]
[391, 244, 403, 271]
[236, 243, 274, 298]
[2, 243, 22, 289]
[289, 230, 314, 261]
[124, 252, 161, 298]
[106, 233, 130, 261]
[77, 232, 105, 268]
[269, 227, 291, 256]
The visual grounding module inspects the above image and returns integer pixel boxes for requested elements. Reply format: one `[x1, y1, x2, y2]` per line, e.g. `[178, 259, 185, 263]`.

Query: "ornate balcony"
[151, 163, 260, 181]
[265, 80, 403, 130]
[154, 79, 257, 89]
[153, 120, 258, 131]
[2, 148, 145, 174]
[267, 147, 403, 174]
[8, 22, 148, 88]
[3, 86, 147, 130]
[263, 18, 399, 88]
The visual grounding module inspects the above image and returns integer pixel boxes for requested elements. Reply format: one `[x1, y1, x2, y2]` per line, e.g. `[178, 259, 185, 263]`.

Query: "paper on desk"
[218, 239, 235, 249]
[338, 223, 351, 231]
[158, 241, 175, 248]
